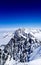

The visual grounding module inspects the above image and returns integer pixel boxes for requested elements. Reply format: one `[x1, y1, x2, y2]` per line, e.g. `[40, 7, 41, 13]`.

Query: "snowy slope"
[28, 58, 41, 65]
[30, 46, 41, 61]
[0, 31, 14, 46]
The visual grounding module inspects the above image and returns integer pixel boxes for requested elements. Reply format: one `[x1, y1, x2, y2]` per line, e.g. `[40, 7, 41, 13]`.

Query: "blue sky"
[0, 0, 41, 28]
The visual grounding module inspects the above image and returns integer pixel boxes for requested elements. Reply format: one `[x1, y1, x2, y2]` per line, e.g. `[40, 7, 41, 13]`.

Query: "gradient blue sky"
[0, 0, 41, 28]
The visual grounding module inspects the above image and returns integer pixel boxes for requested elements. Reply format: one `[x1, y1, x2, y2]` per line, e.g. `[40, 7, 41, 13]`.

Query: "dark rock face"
[0, 29, 40, 65]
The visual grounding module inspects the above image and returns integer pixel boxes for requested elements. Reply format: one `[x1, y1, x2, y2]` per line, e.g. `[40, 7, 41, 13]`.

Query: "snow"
[34, 32, 41, 41]
[30, 46, 41, 61]
[28, 58, 41, 65]
[0, 31, 14, 46]
[25, 28, 41, 42]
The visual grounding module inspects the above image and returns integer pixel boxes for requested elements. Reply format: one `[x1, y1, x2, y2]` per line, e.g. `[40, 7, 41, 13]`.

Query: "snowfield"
[0, 28, 41, 65]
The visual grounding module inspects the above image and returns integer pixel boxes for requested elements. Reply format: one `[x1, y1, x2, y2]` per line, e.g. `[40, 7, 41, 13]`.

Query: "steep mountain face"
[0, 28, 41, 65]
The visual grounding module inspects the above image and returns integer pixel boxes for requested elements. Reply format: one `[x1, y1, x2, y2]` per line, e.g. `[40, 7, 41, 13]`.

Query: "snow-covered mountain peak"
[0, 28, 41, 65]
